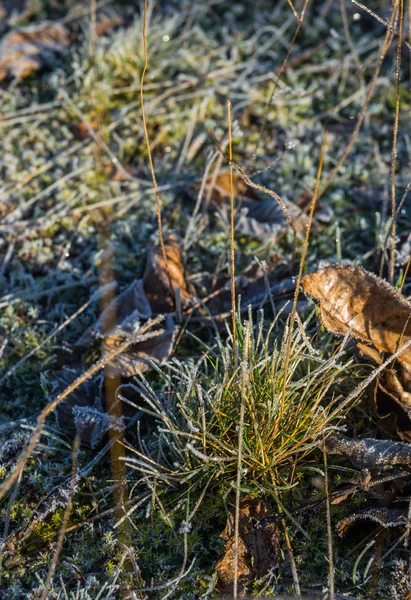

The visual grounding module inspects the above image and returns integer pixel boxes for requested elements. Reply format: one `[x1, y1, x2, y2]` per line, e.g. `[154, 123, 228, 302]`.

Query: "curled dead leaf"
[204, 256, 298, 317]
[143, 233, 195, 313]
[337, 507, 407, 537]
[200, 172, 307, 243]
[216, 496, 280, 594]
[0, 21, 70, 82]
[301, 265, 411, 374]
[102, 322, 179, 378]
[77, 279, 152, 347]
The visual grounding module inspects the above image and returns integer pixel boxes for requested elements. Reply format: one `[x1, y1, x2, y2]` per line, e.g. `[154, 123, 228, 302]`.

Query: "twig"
[278, 132, 328, 426]
[324, 435, 334, 600]
[140, 0, 172, 293]
[389, 0, 404, 284]
[227, 100, 236, 354]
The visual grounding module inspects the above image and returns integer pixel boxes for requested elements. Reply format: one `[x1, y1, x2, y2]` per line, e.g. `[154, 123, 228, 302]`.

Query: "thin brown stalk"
[233, 330, 249, 599]
[0, 316, 163, 502]
[227, 100, 236, 352]
[285, 0, 300, 22]
[318, 4, 398, 198]
[389, 0, 404, 285]
[400, 252, 411, 293]
[208, 130, 293, 225]
[41, 436, 80, 600]
[323, 435, 334, 600]
[140, 0, 171, 290]
[278, 132, 328, 426]
[351, 0, 410, 50]
[282, 518, 301, 595]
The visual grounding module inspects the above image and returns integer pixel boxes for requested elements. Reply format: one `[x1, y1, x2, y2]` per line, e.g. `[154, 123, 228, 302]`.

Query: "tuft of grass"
[122, 308, 357, 517]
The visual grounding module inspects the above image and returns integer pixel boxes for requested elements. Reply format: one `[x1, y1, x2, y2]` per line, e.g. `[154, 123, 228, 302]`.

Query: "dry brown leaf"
[102, 323, 179, 378]
[0, 20, 69, 82]
[337, 507, 407, 537]
[143, 233, 195, 313]
[200, 172, 307, 242]
[301, 265, 411, 373]
[202, 172, 260, 206]
[77, 279, 152, 347]
[216, 496, 280, 594]
[76, 279, 178, 378]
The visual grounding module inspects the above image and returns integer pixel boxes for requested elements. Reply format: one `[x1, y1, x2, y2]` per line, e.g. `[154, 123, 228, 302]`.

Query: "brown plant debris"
[216, 496, 280, 594]
[372, 371, 411, 443]
[0, 20, 70, 82]
[77, 279, 152, 347]
[201, 172, 307, 242]
[102, 322, 178, 378]
[143, 233, 196, 313]
[325, 433, 411, 469]
[337, 507, 408, 537]
[301, 265, 411, 373]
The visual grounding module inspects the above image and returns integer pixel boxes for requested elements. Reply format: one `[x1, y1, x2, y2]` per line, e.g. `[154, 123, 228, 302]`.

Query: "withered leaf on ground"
[102, 321, 179, 378]
[325, 433, 411, 469]
[52, 368, 107, 448]
[216, 496, 280, 594]
[301, 265, 411, 374]
[201, 172, 307, 243]
[202, 172, 260, 207]
[77, 279, 152, 346]
[76, 236, 190, 377]
[337, 507, 407, 537]
[143, 233, 195, 313]
[0, 21, 70, 82]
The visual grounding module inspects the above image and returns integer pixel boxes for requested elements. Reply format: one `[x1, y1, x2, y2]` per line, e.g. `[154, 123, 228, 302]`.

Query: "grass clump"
[123, 309, 356, 517]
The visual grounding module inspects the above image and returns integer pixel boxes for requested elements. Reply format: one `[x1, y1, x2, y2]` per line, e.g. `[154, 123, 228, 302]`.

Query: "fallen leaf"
[203, 172, 260, 207]
[301, 265, 411, 374]
[0, 20, 70, 82]
[325, 433, 411, 469]
[337, 507, 407, 537]
[143, 233, 195, 313]
[77, 279, 152, 346]
[52, 368, 107, 447]
[201, 172, 307, 242]
[235, 196, 306, 242]
[216, 496, 280, 594]
[73, 118, 100, 141]
[102, 321, 179, 378]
